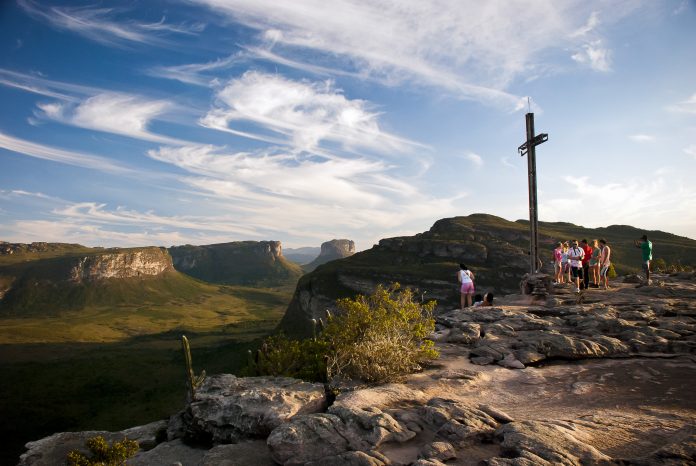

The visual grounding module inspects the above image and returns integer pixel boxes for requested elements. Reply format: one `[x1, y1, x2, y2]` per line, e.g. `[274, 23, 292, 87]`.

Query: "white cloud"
[36, 93, 183, 145]
[0, 131, 131, 173]
[189, 0, 637, 109]
[684, 145, 696, 159]
[463, 152, 483, 167]
[629, 134, 656, 143]
[571, 40, 612, 72]
[201, 71, 423, 154]
[667, 93, 696, 114]
[541, 175, 696, 238]
[18, 0, 204, 48]
[571, 11, 600, 37]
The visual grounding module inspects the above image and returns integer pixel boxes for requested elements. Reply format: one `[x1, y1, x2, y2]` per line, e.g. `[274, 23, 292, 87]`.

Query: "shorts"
[600, 265, 610, 277]
[562, 262, 569, 272]
[571, 266, 583, 279]
[460, 282, 475, 294]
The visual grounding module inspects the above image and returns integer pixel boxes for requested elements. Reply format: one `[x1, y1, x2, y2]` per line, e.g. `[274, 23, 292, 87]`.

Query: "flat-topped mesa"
[168, 241, 301, 286]
[303, 239, 355, 272]
[69, 248, 173, 283]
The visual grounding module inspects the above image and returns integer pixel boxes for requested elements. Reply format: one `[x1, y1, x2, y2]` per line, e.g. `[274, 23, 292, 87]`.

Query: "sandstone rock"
[129, 439, 207, 466]
[306, 449, 389, 466]
[69, 248, 173, 282]
[18, 420, 167, 466]
[498, 353, 525, 369]
[333, 383, 428, 411]
[198, 440, 276, 466]
[420, 398, 499, 444]
[493, 420, 611, 465]
[266, 406, 415, 465]
[304, 239, 356, 271]
[419, 441, 457, 461]
[181, 375, 327, 443]
[411, 458, 447, 466]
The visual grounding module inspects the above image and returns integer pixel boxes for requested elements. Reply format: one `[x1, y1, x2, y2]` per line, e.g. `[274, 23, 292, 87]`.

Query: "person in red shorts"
[580, 239, 593, 290]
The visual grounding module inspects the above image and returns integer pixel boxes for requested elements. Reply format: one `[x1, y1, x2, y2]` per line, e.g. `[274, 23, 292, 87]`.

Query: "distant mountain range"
[278, 214, 696, 337]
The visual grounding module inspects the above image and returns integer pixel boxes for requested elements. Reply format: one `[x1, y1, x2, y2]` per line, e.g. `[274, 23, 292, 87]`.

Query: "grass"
[0, 280, 295, 465]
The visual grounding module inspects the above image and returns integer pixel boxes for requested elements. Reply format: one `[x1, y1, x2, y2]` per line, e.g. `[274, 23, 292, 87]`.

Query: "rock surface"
[173, 375, 327, 443]
[69, 248, 173, 282]
[18, 273, 696, 466]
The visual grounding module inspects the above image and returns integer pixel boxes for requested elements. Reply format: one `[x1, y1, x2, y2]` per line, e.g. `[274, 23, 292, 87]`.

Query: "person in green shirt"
[634, 234, 653, 284]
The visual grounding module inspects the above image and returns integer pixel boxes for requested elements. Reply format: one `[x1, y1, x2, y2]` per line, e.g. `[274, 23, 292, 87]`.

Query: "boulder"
[181, 374, 327, 443]
[266, 405, 415, 465]
[493, 420, 611, 465]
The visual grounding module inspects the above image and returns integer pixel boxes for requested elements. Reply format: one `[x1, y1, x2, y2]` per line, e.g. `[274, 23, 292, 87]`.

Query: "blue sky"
[1, 0, 695, 251]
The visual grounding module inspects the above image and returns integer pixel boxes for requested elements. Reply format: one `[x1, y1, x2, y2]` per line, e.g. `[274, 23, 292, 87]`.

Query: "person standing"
[553, 242, 563, 284]
[567, 240, 585, 293]
[561, 241, 570, 284]
[599, 239, 611, 290]
[458, 263, 475, 309]
[580, 239, 593, 290]
[589, 239, 601, 287]
[634, 235, 653, 285]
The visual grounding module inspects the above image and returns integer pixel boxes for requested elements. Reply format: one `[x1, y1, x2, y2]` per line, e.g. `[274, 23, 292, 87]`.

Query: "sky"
[1, 0, 695, 251]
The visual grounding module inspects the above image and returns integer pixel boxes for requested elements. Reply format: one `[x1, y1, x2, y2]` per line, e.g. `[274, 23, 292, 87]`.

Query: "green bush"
[250, 283, 438, 384]
[66, 436, 138, 466]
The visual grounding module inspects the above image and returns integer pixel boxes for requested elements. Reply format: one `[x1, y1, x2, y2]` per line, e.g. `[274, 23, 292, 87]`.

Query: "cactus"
[181, 335, 206, 401]
[311, 318, 317, 340]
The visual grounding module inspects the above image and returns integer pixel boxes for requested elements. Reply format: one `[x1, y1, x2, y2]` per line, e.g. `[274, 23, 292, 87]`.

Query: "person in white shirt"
[567, 240, 585, 293]
[457, 263, 475, 309]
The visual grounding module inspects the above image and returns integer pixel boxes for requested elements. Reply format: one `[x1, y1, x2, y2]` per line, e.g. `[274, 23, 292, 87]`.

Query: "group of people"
[457, 263, 494, 309]
[457, 235, 654, 308]
[553, 234, 653, 292]
[554, 239, 611, 292]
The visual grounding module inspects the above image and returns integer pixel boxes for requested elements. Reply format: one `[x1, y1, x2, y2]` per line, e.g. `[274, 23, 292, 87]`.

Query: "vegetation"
[66, 435, 138, 466]
[250, 283, 438, 384]
[182, 335, 206, 400]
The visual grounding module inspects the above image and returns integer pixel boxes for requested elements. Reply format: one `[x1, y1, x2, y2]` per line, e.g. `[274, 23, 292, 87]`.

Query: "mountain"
[278, 214, 696, 337]
[168, 241, 303, 287]
[0, 244, 197, 316]
[302, 239, 356, 272]
[283, 246, 321, 265]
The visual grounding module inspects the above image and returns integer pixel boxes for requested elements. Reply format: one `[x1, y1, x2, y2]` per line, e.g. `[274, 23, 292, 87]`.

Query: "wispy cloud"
[571, 40, 612, 72]
[685, 145, 696, 159]
[541, 174, 696, 238]
[462, 152, 483, 167]
[18, 0, 204, 48]
[188, 0, 635, 108]
[629, 134, 656, 143]
[35, 93, 184, 145]
[667, 93, 696, 114]
[0, 131, 131, 173]
[200, 71, 424, 155]
[147, 54, 243, 86]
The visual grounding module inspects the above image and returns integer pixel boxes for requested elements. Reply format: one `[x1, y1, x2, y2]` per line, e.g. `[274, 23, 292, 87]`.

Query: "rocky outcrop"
[435, 274, 696, 368]
[69, 248, 173, 282]
[168, 241, 302, 286]
[303, 239, 355, 272]
[168, 375, 327, 444]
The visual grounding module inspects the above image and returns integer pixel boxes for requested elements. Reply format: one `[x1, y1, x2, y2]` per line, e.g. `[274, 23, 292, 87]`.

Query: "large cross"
[518, 112, 548, 275]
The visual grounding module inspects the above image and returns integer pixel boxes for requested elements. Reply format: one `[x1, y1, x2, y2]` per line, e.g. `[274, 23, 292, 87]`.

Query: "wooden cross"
[518, 112, 548, 274]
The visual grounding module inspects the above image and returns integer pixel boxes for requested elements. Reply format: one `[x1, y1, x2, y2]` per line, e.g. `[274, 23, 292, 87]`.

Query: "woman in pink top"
[457, 263, 475, 309]
[553, 242, 563, 284]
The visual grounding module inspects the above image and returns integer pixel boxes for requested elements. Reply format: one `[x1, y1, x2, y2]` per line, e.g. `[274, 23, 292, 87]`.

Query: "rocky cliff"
[168, 241, 302, 286]
[69, 249, 173, 282]
[303, 239, 355, 272]
[278, 214, 696, 338]
[0, 246, 178, 316]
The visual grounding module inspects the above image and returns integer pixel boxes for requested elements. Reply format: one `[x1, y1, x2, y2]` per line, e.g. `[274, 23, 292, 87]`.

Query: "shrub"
[250, 283, 438, 384]
[653, 258, 667, 273]
[66, 436, 138, 466]
[608, 263, 617, 279]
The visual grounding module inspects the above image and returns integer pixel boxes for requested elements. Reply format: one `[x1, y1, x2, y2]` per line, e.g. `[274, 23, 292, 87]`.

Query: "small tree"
[653, 258, 667, 273]
[250, 283, 438, 384]
[67, 436, 138, 466]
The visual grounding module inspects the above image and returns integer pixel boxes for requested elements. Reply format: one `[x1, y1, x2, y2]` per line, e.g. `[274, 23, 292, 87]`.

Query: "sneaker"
[575, 288, 581, 293]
